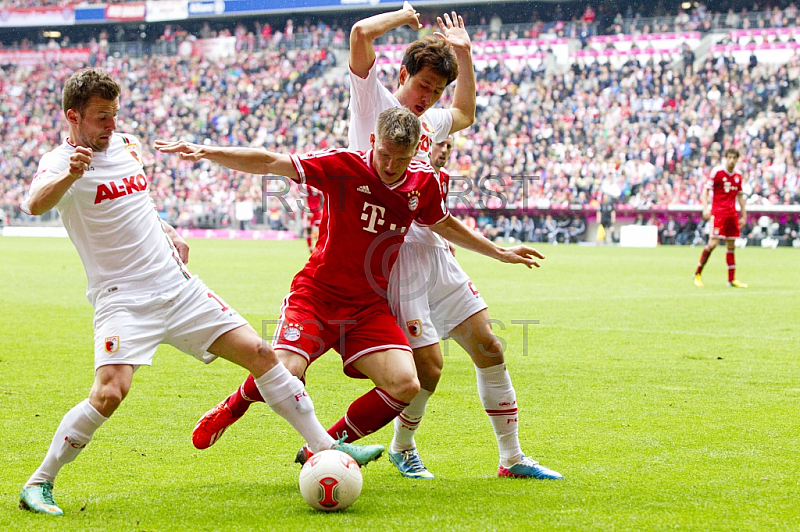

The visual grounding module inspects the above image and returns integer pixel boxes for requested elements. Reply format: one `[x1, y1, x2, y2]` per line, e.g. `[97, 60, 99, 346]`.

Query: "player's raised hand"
[68, 146, 93, 179]
[154, 139, 206, 162]
[435, 11, 471, 51]
[499, 245, 545, 269]
[402, 1, 422, 30]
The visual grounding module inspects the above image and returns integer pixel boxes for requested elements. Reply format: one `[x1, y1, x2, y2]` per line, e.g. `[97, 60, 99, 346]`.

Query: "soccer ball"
[298, 449, 363, 511]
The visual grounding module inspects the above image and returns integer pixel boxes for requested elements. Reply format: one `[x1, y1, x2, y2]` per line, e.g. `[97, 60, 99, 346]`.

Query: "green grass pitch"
[1, 237, 799, 531]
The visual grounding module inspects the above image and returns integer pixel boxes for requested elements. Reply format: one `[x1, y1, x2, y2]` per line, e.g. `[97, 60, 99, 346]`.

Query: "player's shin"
[475, 364, 524, 466]
[391, 388, 432, 452]
[696, 245, 713, 275]
[27, 399, 107, 485]
[226, 373, 264, 417]
[726, 249, 736, 282]
[329, 388, 409, 443]
[253, 364, 334, 453]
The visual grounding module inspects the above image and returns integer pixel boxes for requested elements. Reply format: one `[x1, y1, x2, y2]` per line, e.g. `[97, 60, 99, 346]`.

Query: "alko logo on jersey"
[94, 174, 148, 204]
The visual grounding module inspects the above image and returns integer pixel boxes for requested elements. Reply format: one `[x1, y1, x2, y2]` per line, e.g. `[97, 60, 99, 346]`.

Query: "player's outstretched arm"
[26, 146, 92, 215]
[430, 215, 544, 268]
[350, 1, 421, 78]
[154, 140, 298, 181]
[435, 12, 476, 134]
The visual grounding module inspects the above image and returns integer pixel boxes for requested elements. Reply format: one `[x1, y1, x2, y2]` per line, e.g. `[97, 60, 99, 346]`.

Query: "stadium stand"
[1, 3, 799, 245]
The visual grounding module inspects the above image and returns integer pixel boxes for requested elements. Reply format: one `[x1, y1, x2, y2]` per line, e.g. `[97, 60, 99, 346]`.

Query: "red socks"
[696, 245, 712, 275]
[225, 374, 264, 417]
[727, 250, 736, 282]
[327, 388, 408, 443]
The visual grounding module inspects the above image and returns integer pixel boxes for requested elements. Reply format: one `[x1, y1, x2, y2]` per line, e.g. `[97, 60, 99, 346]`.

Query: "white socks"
[391, 388, 433, 453]
[27, 399, 107, 485]
[254, 363, 334, 453]
[475, 364, 523, 466]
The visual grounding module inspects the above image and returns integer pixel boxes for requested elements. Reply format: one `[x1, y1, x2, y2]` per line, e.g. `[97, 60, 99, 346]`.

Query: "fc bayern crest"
[407, 190, 420, 211]
[104, 336, 120, 353]
[283, 324, 302, 342]
[406, 319, 422, 337]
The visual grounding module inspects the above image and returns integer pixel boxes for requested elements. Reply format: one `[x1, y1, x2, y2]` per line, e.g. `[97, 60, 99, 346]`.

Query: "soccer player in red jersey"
[155, 107, 544, 457]
[694, 148, 748, 288]
[301, 185, 323, 253]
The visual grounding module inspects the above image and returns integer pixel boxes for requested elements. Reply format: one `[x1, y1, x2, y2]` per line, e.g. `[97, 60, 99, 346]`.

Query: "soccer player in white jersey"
[17, 68, 383, 517]
[349, 3, 562, 480]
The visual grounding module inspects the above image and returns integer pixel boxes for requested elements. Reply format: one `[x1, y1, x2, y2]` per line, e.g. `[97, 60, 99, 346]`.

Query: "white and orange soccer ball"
[298, 449, 363, 511]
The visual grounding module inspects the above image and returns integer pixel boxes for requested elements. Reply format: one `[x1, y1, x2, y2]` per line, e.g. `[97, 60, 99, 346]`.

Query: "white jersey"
[348, 62, 452, 249]
[25, 134, 191, 306]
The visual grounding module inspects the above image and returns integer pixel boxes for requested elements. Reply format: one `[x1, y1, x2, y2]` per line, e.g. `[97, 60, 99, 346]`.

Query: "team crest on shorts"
[283, 323, 303, 342]
[407, 190, 420, 211]
[104, 336, 120, 353]
[406, 319, 422, 337]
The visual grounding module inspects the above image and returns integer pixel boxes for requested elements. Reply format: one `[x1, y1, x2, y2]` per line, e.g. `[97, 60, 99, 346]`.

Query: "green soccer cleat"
[331, 432, 384, 467]
[295, 433, 385, 468]
[388, 448, 435, 479]
[19, 481, 63, 516]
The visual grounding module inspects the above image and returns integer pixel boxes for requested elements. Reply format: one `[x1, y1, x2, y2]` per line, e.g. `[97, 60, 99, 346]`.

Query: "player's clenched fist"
[68, 146, 93, 179]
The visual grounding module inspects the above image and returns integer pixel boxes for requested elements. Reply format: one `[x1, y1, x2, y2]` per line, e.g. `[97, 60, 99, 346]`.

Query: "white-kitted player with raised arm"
[348, 2, 563, 480]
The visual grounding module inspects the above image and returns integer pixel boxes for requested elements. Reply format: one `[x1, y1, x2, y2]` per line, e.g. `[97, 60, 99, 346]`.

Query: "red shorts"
[711, 214, 740, 239]
[272, 287, 411, 378]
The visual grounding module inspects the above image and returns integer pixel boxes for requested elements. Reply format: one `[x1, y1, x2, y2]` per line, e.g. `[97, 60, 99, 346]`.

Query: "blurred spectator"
[661, 215, 679, 244]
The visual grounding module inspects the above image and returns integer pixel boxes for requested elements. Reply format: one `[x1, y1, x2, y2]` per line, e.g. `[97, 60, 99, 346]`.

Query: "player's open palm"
[435, 12, 471, 51]
[154, 140, 205, 161]
[501, 245, 545, 269]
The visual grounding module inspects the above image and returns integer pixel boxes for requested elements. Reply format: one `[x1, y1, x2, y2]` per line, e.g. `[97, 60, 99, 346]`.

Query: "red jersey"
[705, 165, 742, 217]
[304, 185, 323, 213]
[302, 184, 323, 226]
[289, 149, 449, 305]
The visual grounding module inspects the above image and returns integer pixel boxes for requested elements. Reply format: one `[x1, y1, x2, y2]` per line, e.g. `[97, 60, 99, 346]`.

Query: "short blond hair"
[375, 107, 421, 150]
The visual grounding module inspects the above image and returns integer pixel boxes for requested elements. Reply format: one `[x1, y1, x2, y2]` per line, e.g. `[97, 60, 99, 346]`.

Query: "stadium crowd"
[1, 6, 800, 243]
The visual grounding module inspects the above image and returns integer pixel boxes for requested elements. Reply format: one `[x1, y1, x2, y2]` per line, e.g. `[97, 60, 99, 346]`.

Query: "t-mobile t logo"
[360, 201, 408, 234]
[360, 202, 386, 233]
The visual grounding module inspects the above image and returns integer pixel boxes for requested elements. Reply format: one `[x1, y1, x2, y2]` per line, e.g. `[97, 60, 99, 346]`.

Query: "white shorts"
[388, 242, 487, 349]
[93, 276, 248, 369]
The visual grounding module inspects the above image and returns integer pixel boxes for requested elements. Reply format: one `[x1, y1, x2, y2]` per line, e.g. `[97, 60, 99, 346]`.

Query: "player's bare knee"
[418, 360, 442, 387]
[256, 340, 279, 364]
[277, 351, 307, 379]
[477, 337, 504, 359]
[90, 383, 126, 416]
[388, 374, 420, 403]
